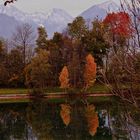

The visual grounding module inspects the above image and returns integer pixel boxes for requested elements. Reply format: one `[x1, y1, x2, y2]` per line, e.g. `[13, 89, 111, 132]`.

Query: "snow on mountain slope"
[98, 0, 119, 12]
[44, 8, 73, 36]
[0, 1, 120, 38]
[0, 5, 73, 38]
[80, 0, 120, 21]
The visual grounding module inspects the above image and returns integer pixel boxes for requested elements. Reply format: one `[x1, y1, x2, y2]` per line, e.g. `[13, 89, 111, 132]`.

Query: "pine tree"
[36, 26, 48, 51]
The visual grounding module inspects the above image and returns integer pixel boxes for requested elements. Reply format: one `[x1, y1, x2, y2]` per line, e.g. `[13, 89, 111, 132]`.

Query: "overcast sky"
[1, 0, 120, 16]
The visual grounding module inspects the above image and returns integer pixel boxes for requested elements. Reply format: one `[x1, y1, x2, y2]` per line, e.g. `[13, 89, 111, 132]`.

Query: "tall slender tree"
[36, 26, 48, 51]
[12, 23, 35, 66]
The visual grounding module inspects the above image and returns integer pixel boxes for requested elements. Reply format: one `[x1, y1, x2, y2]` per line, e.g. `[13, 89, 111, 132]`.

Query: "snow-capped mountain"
[80, 0, 120, 21]
[43, 8, 73, 36]
[0, 1, 120, 39]
[0, 5, 73, 38]
[98, 0, 119, 11]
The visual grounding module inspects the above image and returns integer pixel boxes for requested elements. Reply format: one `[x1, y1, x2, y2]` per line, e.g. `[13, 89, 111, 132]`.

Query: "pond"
[0, 98, 140, 140]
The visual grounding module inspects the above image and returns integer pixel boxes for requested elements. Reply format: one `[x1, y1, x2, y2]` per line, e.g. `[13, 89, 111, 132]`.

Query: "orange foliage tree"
[85, 105, 99, 136]
[59, 66, 69, 89]
[60, 104, 71, 126]
[103, 12, 132, 37]
[84, 54, 96, 89]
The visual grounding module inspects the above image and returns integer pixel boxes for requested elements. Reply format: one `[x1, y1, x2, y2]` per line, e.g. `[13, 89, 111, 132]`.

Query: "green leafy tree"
[0, 39, 7, 62]
[25, 49, 51, 89]
[67, 16, 88, 40]
[67, 40, 86, 88]
[6, 49, 24, 87]
[82, 19, 109, 66]
[36, 26, 48, 51]
[0, 63, 9, 87]
[47, 41, 64, 86]
[0, 39, 8, 87]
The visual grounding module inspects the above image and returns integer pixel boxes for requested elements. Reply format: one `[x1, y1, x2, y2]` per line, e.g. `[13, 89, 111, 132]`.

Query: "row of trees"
[0, 16, 104, 88]
[0, 0, 140, 106]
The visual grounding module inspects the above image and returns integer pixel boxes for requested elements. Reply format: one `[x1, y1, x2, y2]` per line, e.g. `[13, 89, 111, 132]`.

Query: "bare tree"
[100, 0, 140, 107]
[12, 23, 35, 66]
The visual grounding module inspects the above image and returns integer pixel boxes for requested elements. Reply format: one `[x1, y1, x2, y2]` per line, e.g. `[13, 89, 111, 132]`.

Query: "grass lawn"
[0, 88, 29, 94]
[0, 84, 110, 95]
[87, 84, 110, 93]
[0, 96, 112, 104]
[0, 98, 29, 104]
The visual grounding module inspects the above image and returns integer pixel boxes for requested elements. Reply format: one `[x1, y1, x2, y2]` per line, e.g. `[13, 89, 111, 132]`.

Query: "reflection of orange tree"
[85, 105, 99, 136]
[60, 103, 99, 136]
[60, 104, 71, 126]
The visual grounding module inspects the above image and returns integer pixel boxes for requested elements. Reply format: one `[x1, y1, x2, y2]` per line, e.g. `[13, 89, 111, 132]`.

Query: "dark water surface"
[0, 98, 140, 140]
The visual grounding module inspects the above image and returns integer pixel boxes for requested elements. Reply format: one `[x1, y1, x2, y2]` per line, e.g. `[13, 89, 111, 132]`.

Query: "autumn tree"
[103, 12, 132, 52]
[84, 54, 96, 90]
[59, 66, 69, 89]
[103, 12, 132, 37]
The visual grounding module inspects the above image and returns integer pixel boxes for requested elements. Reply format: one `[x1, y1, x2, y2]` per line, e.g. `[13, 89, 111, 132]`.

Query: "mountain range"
[0, 0, 119, 39]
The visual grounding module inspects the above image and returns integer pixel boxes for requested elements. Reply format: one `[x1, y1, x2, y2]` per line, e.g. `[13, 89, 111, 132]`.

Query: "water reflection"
[0, 99, 139, 140]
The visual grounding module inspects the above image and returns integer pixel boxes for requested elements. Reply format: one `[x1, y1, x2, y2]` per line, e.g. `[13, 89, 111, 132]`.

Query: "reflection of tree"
[26, 99, 53, 140]
[59, 100, 99, 139]
[110, 100, 140, 140]
[85, 105, 99, 136]
[0, 108, 27, 140]
[60, 104, 71, 126]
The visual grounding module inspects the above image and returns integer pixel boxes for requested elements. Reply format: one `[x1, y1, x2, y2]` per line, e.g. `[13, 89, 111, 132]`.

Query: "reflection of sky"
[1, 0, 120, 16]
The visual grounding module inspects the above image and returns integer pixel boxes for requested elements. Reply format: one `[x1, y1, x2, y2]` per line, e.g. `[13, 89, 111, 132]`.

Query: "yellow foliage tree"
[85, 105, 99, 136]
[60, 104, 71, 126]
[84, 54, 96, 89]
[59, 66, 69, 89]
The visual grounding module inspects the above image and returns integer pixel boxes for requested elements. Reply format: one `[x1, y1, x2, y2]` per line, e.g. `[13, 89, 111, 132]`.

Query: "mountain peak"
[80, 0, 119, 21]
[98, 0, 119, 12]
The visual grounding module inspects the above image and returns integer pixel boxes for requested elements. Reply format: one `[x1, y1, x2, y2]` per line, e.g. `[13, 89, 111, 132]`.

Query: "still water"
[0, 98, 140, 140]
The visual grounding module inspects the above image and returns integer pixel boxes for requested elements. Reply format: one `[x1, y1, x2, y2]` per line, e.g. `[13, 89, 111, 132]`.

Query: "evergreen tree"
[82, 19, 109, 66]
[36, 26, 48, 51]
[68, 16, 88, 40]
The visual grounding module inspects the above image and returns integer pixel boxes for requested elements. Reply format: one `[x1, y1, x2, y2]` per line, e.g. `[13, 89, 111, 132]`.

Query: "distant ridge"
[0, 5, 73, 38]
[0, 1, 120, 39]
